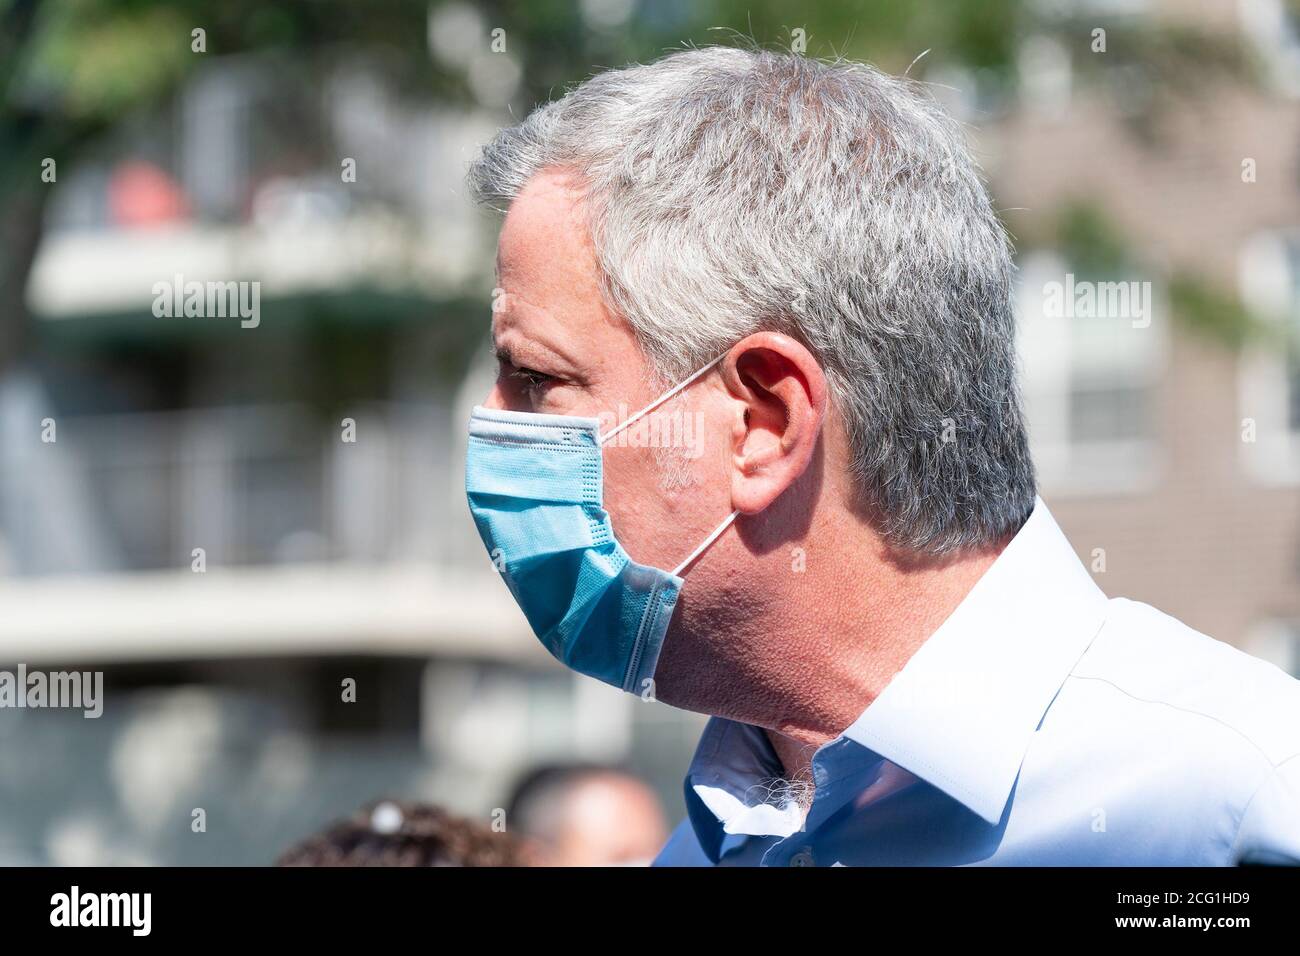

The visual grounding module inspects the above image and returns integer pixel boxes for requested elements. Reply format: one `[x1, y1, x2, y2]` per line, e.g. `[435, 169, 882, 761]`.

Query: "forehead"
[492, 170, 632, 362]
[496, 169, 595, 292]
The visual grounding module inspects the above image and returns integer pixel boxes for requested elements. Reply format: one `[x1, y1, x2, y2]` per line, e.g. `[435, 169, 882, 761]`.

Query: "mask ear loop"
[598, 352, 728, 446]
[672, 509, 740, 578]
[594, 351, 738, 577]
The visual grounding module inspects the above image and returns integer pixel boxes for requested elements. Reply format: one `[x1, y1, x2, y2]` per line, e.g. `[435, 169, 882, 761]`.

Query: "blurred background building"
[1, 0, 1298, 864]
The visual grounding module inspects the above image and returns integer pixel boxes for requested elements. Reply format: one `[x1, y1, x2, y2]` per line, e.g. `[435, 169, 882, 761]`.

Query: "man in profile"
[462, 45, 1300, 866]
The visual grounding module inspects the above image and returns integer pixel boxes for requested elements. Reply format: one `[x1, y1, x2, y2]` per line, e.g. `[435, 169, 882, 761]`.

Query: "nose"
[481, 383, 508, 410]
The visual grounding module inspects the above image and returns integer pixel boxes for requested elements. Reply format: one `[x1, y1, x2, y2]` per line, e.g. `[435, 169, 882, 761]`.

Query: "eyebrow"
[493, 339, 554, 372]
[490, 293, 585, 378]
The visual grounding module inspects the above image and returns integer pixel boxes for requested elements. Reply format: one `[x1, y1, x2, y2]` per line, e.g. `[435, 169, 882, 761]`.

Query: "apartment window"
[1016, 250, 1164, 493]
[1240, 0, 1300, 97]
[1238, 229, 1300, 482]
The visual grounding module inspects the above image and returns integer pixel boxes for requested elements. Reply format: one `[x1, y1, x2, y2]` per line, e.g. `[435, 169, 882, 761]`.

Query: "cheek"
[602, 441, 723, 570]
[598, 394, 734, 567]
[600, 444, 667, 564]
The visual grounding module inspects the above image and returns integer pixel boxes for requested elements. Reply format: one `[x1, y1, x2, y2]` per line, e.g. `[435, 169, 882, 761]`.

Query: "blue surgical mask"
[464, 355, 738, 695]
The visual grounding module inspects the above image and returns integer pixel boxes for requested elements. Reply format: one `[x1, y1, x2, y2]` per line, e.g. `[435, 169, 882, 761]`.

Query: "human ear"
[722, 332, 828, 514]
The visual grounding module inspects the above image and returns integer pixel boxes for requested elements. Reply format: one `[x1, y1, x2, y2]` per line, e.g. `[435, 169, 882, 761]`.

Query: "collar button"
[789, 848, 815, 867]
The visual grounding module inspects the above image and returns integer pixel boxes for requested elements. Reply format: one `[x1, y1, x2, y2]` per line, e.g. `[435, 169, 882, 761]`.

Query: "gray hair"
[466, 45, 1036, 555]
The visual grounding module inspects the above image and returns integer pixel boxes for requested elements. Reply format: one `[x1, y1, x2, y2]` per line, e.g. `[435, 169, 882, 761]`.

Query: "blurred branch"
[1054, 200, 1134, 281]
[1169, 273, 1288, 355]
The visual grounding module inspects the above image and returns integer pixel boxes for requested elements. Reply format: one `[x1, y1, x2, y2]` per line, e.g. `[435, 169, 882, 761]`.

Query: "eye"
[509, 366, 555, 393]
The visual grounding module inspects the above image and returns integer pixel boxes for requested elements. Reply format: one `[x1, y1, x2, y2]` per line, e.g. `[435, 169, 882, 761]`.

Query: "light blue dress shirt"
[653, 497, 1300, 866]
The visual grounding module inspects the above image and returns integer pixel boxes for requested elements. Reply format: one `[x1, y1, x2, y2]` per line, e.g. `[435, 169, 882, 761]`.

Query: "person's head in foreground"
[463, 45, 1300, 866]
[276, 800, 535, 867]
[505, 763, 669, 866]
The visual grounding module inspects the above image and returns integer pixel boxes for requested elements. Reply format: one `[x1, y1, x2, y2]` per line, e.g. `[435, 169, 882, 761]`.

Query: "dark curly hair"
[276, 799, 536, 867]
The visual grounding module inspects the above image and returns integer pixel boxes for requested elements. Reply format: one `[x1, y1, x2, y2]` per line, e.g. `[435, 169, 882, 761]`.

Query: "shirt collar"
[680, 496, 1110, 860]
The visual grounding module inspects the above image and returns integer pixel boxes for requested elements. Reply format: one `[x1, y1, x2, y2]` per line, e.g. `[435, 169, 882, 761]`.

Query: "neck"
[660, 507, 1009, 784]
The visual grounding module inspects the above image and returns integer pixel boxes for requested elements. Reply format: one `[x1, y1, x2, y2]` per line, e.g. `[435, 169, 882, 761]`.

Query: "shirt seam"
[1227, 749, 1300, 863]
[1064, 673, 1282, 768]
[1066, 673, 1294, 865]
